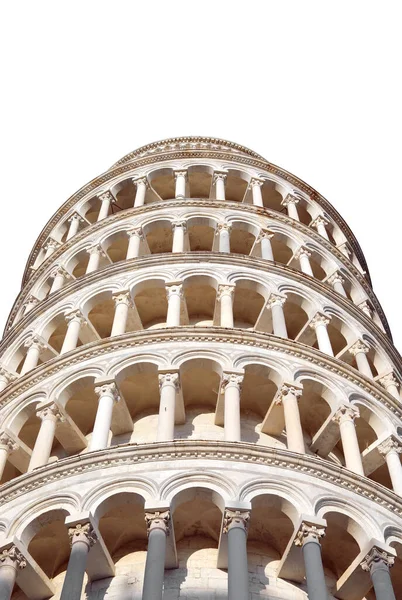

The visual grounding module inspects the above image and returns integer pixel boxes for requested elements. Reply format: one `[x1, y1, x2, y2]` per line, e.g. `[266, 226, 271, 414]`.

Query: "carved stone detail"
[94, 382, 120, 402]
[349, 339, 370, 356]
[0, 545, 27, 569]
[158, 372, 180, 391]
[64, 309, 86, 326]
[0, 432, 18, 453]
[221, 373, 244, 392]
[332, 404, 360, 424]
[145, 510, 170, 536]
[378, 436, 402, 457]
[36, 403, 64, 423]
[295, 522, 326, 546]
[68, 522, 97, 547]
[267, 293, 286, 309]
[275, 383, 303, 404]
[309, 312, 331, 330]
[217, 284, 235, 301]
[360, 547, 395, 571]
[223, 509, 250, 533]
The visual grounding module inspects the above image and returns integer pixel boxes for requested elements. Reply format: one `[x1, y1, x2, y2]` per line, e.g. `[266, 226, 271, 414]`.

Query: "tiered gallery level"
[0, 137, 401, 600]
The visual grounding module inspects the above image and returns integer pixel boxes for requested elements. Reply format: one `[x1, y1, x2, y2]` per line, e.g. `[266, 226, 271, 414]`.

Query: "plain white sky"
[0, 1, 401, 351]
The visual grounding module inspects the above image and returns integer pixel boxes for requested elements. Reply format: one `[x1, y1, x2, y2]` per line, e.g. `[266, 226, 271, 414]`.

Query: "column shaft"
[86, 250, 101, 274]
[355, 351, 373, 378]
[50, 272, 65, 293]
[66, 216, 80, 240]
[224, 384, 241, 442]
[97, 194, 112, 221]
[157, 379, 177, 441]
[302, 540, 329, 600]
[282, 392, 305, 453]
[251, 181, 263, 207]
[90, 393, 115, 451]
[0, 564, 17, 600]
[385, 450, 402, 496]
[28, 416, 57, 471]
[61, 317, 82, 354]
[172, 224, 185, 252]
[371, 562, 396, 600]
[260, 237, 274, 260]
[339, 418, 364, 475]
[60, 540, 90, 600]
[218, 227, 231, 253]
[271, 302, 288, 338]
[227, 523, 249, 600]
[220, 293, 234, 328]
[142, 525, 167, 600]
[299, 253, 314, 276]
[166, 290, 182, 326]
[215, 176, 226, 200]
[126, 230, 142, 259]
[21, 344, 41, 375]
[111, 299, 130, 337]
[134, 179, 147, 207]
[315, 323, 334, 356]
[174, 172, 186, 198]
[0, 447, 8, 479]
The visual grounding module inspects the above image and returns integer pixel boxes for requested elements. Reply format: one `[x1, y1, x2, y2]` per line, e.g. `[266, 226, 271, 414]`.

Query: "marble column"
[142, 511, 170, 600]
[126, 227, 144, 259]
[378, 372, 400, 400]
[21, 336, 45, 375]
[349, 339, 373, 378]
[311, 215, 330, 240]
[86, 244, 105, 274]
[60, 523, 97, 600]
[97, 190, 115, 221]
[214, 172, 227, 200]
[216, 222, 231, 253]
[43, 238, 60, 259]
[358, 300, 373, 318]
[281, 194, 300, 220]
[66, 214, 84, 241]
[276, 383, 304, 453]
[166, 282, 183, 327]
[90, 382, 120, 451]
[221, 373, 244, 441]
[28, 404, 63, 471]
[0, 433, 17, 480]
[0, 368, 16, 393]
[327, 271, 347, 297]
[257, 229, 275, 260]
[309, 313, 334, 356]
[333, 405, 364, 475]
[172, 219, 187, 253]
[174, 170, 187, 198]
[50, 266, 71, 294]
[224, 509, 250, 600]
[378, 437, 402, 496]
[361, 547, 396, 600]
[267, 294, 288, 338]
[295, 523, 328, 600]
[0, 545, 26, 600]
[133, 176, 148, 207]
[249, 178, 264, 207]
[157, 373, 179, 441]
[111, 290, 132, 337]
[295, 246, 314, 276]
[217, 284, 235, 328]
[61, 310, 86, 355]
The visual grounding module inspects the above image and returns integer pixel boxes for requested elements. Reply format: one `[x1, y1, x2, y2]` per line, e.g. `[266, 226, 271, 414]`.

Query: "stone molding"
[0, 328, 400, 419]
[0, 545, 27, 569]
[0, 440, 401, 516]
[11, 200, 386, 334]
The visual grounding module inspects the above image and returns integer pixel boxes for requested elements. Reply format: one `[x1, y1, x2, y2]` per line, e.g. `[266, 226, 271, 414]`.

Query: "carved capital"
[294, 246, 311, 260]
[112, 290, 132, 307]
[358, 300, 373, 317]
[361, 547, 395, 572]
[216, 222, 232, 234]
[64, 309, 86, 326]
[327, 271, 345, 286]
[132, 176, 148, 188]
[68, 522, 97, 548]
[378, 436, 402, 457]
[267, 293, 286, 309]
[36, 403, 64, 424]
[171, 219, 187, 232]
[332, 404, 360, 424]
[217, 284, 235, 301]
[295, 522, 326, 546]
[24, 335, 46, 351]
[281, 193, 300, 207]
[349, 339, 370, 357]
[223, 509, 250, 534]
[166, 281, 183, 299]
[221, 372, 244, 392]
[127, 226, 144, 240]
[94, 382, 120, 402]
[67, 213, 84, 224]
[0, 545, 27, 569]
[257, 228, 274, 242]
[0, 367, 17, 385]
[276, 382, 303, 404]
[213, 171, 228, 183]
[145, 511, 170, 536]
[44, 237, 60, 252]
[310, 215, 329, 229]
[249, 177, 264, 188]
[309, 312, 331, 330]
[86, 244, 106, 257]
[173, 170, 188, 180]
[378, 372, 399, 391]
[23, 295, 39, 309]
[158, 372, 180, 392]
[50, 265, 71, 280]
[0, 432, 18, 453]
[98, 190, 115, 204]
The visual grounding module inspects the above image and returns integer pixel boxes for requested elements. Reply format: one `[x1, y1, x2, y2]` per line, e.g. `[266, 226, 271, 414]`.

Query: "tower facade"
[0, 137, 401, 600]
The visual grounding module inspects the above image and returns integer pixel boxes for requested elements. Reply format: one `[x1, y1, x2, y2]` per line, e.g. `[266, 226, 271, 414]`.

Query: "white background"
[0, 1, 401, 351]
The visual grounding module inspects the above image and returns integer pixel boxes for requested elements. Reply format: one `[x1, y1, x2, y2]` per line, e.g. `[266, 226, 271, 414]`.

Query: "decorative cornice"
[10, 199, 388, 336]
[20, 149, 371, 292]
[0, 441, 401, 517]
[0, 328, 400, 419]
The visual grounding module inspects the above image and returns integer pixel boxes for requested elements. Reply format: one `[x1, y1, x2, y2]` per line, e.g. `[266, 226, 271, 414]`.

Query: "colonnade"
[2, 372, 401, 494]
[0, 512, 397, 600]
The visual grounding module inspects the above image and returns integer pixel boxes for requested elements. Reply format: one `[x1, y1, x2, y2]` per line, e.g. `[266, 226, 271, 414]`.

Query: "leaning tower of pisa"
[0, 137, 401, 600]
